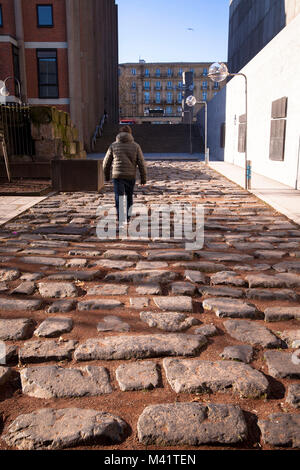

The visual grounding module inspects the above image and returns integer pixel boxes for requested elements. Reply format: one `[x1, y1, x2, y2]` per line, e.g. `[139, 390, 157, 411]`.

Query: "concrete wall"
[224, 12, 300, 188]
[228, 0, 300, 73]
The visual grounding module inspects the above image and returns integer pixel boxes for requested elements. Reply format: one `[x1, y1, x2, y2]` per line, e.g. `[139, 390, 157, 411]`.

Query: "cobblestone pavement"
[0, 161, 299, 450]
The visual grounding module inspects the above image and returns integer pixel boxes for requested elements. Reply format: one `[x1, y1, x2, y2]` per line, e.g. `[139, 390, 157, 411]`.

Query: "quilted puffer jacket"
[103, 132, 147, 184]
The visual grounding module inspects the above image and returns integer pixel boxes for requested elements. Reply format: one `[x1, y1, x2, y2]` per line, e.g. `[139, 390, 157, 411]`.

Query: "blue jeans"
[113, 178, 136, 222]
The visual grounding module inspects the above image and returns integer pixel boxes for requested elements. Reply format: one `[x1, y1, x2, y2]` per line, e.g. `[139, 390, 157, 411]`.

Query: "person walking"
[103, 125, 147, 225]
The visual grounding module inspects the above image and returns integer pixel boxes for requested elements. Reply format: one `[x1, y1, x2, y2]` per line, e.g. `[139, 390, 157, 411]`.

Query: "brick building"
[0, 0, 119, 150]
[119, 62, 226, 124]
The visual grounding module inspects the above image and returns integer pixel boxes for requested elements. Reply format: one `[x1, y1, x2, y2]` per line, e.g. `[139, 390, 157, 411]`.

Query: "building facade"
[0, 0, 119, 150]
[228, 0, 300, 73]
[119, 62, 225, 124]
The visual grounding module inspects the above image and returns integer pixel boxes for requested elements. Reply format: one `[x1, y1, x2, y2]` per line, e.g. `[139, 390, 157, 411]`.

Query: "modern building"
[119, 61, 226, 124]
[228, 0, 300, 73]
[0, 0, 119, 150]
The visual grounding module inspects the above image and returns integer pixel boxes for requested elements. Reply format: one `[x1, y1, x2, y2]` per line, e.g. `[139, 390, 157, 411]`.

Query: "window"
[190, 68, 194, 74]
[144, 81, 150, 90]
[167, 68, 172, 77]
[178, 81, 182, 88]
[144, 92, 150, 104]
[131, 93, 136, 104]
[213, 82, 219, 89]
[177, 106, 182, 114]
[155, 81, 161, 90]
[131, 81, 136, 89]
[155, 68, 160, 77]
[166, 106, 173, 115]
[202, 81, 207, 89]
[0, 5, 3, 27]
[202, 91, 207, 101]
[167, 92, 173, 104]
[167, 81, 172, 89]
[203, 68, 208, 76]
[12, 46, 21, 95]
[37, 4, 53, 27]
[177, 92, 182, 103]
[155, 92, 161, 104]
[144, 68, 150, 77]
[131, 68, 136, 75]
[178, 68, 183, 77]
[37, 49, 58, 98]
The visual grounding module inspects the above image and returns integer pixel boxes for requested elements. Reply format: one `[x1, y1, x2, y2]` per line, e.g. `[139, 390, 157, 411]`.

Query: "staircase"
[93, 124, 204, 154]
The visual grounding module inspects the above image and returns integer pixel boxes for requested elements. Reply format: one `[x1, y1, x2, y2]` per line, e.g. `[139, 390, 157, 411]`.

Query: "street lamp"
[0, 77, 21, 102]
[208, 62, 249, 190]
[186, 95, 208, 163]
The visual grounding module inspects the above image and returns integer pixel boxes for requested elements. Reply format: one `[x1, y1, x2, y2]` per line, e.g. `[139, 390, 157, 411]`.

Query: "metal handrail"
[91, 112, 108, 151]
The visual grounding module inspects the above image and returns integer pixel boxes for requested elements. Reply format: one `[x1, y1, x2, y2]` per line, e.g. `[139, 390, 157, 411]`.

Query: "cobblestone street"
[0, 161, 299, 450]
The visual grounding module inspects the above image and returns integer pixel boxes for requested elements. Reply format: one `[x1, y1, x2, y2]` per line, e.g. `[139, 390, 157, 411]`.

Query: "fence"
[0, 103, 34, 159]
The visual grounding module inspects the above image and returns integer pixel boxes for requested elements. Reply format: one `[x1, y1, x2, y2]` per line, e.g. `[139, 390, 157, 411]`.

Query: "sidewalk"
[0, 194, 54, 226]
[209, 161, 300, 226]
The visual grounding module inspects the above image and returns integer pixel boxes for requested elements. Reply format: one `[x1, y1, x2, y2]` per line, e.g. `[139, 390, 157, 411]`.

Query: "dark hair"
[119, 125, 132, 134]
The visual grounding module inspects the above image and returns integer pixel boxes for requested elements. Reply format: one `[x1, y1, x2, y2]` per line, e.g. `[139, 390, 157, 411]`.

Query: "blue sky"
[116, 0, 229, 64]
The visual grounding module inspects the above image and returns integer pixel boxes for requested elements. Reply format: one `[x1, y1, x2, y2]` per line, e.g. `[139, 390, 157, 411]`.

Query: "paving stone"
[274, 273, 300, 287]
[38, 282, 78, 298]
[184, 270, 207, 284]
[197, 251, 253, 262]
[199, 286, 244, 298]
[264, 350, 300, 379]
[210, 271, 246, 287]
[0, 344, 18, 365]
[246, 288, 299, 301]
[65, 258, 88, 268]
[78, 299, 123, 311]
[74, 333, 207, 361]
[170, 281, 197, 295]
[255, 250, 286, 259]
[258, 413, 300, 448]
[137, 402, 248, 446]
[94, 260, 135, 270]
[10, 282, 36, 295]
[0, 366, 12, 386]
[105, 270, 177, 284]
[286, 384, 300, 408]
[68, 249, 101, 257]
[163, 358, 268, 398]
[246, 274, 287, 288]
[147, 250, 193, 261]
[135, 261, 168, 270]
[194, 324, 218, 337]
[47, 270, 101, 281]
[33, 225, 90, 236]
[203, 297, 259, 319]
[19, 339, 78, 363]
[224, 319, 282, 348]
[264, 306, 300, 322]
[21, 365, 112, 398]
[232, 242, 274, 250]
[20, 255, 66, 267]
[97, 316, 130, 332]
[103, 250, 141, 260]
[140, 311, 199, 332]
[280, 330, 300, 348]
[136, 284, 162, 295]
[21, 248, 57, 256]
[116, 361, 160, 391]
[0, 296, 42, 312]
[20, 273, 43, 281]
[86, 284, 129, 296]
[153, 296, 193, 312]
[232, 264, 270, 271]
[2, 408, 127, 450]
[0, 318, 35, 341]
[34, 318, 73, 338]
[173, 261, 227, 272]
[220, 345, 254, 363]
[47, 300, 77, 313]
[273, 261, 300, 273]
[0, 268, 21, 281]
[130, 297, 149, 309]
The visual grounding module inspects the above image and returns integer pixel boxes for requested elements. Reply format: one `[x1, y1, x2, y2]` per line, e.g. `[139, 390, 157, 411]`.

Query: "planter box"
[0, 162, 51, 179]
[51, 159, 104, 192]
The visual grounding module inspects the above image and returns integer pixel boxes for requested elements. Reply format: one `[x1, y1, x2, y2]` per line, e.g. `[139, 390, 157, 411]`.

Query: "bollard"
[205, 148, 210, 165]
[246, 160, 252, 190]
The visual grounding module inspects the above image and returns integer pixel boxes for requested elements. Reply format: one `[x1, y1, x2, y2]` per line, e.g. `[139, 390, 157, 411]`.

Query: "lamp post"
[0, 76, 21, 103]
[208, 62, 249, 190]
[186, 95, 208, 163]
